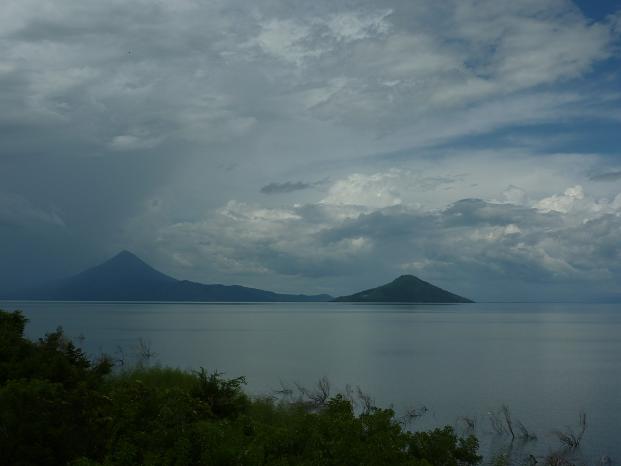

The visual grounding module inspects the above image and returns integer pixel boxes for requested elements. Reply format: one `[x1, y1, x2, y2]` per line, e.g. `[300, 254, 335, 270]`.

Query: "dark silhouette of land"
[7, 251, 332, 302]
[334, 275, 473, 303]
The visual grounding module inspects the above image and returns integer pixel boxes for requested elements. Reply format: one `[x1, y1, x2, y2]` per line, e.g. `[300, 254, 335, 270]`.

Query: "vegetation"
[333, 275, 473, 303]
[553, 412, 587, 449]
[0, 309, 481, 466]
[487, 406, 536, 442]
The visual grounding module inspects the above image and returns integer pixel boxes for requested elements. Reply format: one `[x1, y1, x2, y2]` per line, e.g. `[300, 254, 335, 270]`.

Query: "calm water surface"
[2, 301, 620, 463]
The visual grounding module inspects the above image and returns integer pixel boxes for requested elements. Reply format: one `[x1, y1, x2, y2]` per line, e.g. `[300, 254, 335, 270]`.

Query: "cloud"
[109, 132, 163, 152]
[148, 167, 621, 299]
[1, 0, 619, 163]
[535, 185, 585, 213]
[260, 181, 313, 194]
[1, 0, 621, 299]
[318, 170, 461, 210]
[590, 170, 621, 182]
[320, 172, 403, 208]
[247, 9, 393, 66]
[0, 192, 65, 228]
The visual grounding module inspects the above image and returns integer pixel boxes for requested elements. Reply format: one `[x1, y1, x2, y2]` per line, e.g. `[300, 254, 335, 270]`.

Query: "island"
[334, 274, 473, 303]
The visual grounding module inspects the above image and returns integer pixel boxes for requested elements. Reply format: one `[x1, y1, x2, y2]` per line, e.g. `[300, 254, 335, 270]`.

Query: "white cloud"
[320, 171, 403, 209]
[247, 9, 393, 67]
[535, 185, 585, 213]
[250, 18, 318, 66]
[324, 10, 393, 42]
[501, 186, 529, 205]
[145, 166, 621, 298]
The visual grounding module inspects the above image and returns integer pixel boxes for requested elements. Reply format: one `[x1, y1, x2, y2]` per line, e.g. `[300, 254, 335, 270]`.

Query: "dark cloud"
[1, 0, 620, 299]
[319, 207, 433, 243]
[590, 170, 621, 182]
[261, 181, 313, 194]
[441, 198, 561, 228]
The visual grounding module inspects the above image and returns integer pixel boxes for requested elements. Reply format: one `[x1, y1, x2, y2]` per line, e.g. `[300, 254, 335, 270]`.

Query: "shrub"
[0, 309, 482, 466]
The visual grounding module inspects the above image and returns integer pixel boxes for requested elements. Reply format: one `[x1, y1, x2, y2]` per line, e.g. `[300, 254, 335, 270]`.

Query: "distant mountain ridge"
[334, 275, 473, 303]
[8, 251, 332, 302]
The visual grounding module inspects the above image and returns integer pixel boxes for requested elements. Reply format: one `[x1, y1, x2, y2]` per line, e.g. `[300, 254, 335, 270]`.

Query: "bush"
[0, 309, 482, 466]
[0, 311, 111, 466]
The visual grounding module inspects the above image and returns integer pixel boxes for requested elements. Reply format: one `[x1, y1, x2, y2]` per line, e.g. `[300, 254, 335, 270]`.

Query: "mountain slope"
[334, 275, 473, 303]
[11, 251, 332, 302]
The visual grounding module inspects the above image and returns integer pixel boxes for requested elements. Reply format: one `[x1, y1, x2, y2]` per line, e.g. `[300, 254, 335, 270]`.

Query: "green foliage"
[0, 310, 112, 466]
[489, 454, 510, 466]
[109, 366, 198, 392]
[0, 309, 482, 466]
[192, 368, 249, 419]
[409, 427, 481, 466]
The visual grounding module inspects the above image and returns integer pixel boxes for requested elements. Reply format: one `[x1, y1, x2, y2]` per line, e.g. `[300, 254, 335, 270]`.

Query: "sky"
[1, 0, 621, 301]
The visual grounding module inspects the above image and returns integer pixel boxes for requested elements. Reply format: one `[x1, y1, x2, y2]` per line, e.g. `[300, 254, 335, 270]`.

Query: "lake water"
[2, 301, 620, 464]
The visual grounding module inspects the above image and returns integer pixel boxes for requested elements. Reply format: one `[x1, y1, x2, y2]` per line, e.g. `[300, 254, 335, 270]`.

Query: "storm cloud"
[261, 181, 314, 195]
[1, 0, 620, 299]
[590, 170, 621, 182]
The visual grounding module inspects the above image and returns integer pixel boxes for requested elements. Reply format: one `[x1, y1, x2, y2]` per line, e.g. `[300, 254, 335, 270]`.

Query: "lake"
[2, 301, 619, 464]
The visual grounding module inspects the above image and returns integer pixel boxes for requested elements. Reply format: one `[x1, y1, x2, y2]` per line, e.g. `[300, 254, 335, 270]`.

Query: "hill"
[334, 275, 473, 303]
[9, 251, 332, 302]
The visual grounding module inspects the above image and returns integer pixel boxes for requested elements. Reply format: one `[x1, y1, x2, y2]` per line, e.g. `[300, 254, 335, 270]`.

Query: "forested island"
[334, 275, 473, 303]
